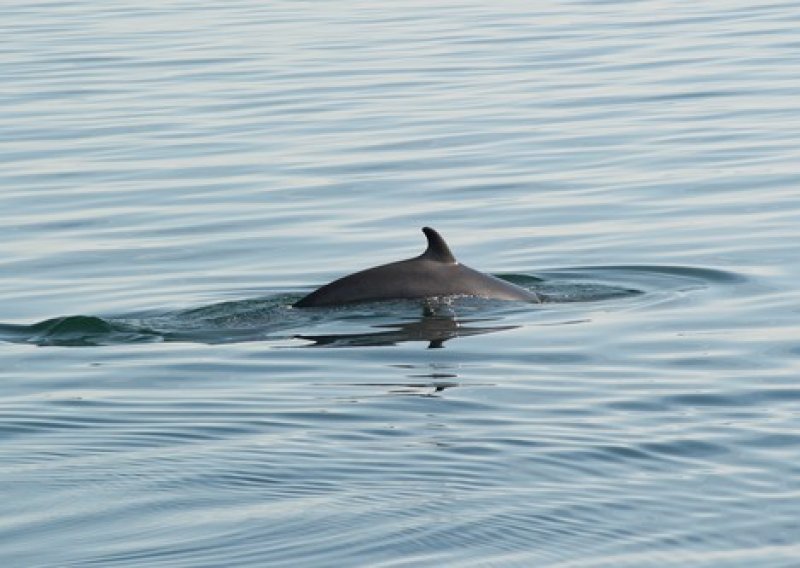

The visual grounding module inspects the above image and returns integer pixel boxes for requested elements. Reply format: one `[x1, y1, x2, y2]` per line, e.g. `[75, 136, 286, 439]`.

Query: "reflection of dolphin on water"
[296, 314, 518, 349]
[294, 227, 540, 308]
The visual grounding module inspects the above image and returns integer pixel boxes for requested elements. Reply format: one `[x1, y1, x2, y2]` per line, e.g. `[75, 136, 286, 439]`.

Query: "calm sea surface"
[3, 1, 800, 566]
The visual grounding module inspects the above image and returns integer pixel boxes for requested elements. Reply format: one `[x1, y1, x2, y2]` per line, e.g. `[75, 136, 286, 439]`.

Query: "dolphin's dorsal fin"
[419, 227, 457, 264]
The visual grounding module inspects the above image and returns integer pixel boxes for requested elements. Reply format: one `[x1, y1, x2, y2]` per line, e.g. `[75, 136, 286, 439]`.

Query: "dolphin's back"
[293, 228, 539, 308]
[293, 259, 445, 307]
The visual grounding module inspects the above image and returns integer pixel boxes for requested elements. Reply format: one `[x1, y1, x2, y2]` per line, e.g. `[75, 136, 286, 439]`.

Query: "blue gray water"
[3, 1, 800, 566]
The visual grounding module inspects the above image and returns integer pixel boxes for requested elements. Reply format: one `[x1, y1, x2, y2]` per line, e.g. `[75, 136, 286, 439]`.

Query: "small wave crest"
[15, 315, 162, 346]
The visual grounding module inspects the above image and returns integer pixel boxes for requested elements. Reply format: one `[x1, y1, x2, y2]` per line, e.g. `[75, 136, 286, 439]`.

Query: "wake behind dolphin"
[0, 262, 733, 347]
[294, 227, 541, 308]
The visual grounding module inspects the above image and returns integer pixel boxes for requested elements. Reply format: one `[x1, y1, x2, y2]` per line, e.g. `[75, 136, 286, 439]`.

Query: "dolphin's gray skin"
[294, 227, 540, 307]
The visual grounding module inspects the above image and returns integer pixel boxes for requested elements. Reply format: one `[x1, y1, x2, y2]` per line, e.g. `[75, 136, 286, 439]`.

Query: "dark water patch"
[642, 439, 729, 460]
[0, 315, 163, 347]
[506, 265, 745, 305]
[537, 264, 745, 289]
[527, 265, 747, 309]
[661, 392, 757, 408]
[744, 432, 800, 450]
[748, 387, 800, 404]
[500, 272, 640, 303]
[605, 399, 671, 413]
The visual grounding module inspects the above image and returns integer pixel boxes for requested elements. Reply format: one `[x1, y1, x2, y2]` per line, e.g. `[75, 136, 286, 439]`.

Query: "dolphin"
[293, 227, 540, 307]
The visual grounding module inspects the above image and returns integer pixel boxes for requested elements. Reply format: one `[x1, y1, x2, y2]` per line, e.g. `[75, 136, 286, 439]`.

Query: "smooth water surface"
[2, 1, 800, 566]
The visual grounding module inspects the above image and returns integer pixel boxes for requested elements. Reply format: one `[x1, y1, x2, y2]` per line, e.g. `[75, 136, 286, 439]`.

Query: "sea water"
[2, 1, 800, 566]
